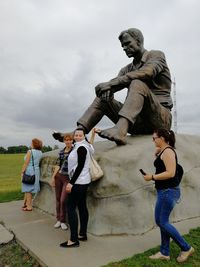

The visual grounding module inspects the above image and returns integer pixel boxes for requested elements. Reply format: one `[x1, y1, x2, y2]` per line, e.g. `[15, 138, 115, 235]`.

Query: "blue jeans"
[155, 187, 190, 256]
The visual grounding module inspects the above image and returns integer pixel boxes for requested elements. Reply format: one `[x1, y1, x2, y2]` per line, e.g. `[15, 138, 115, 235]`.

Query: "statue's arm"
[96, 51, 166, 96]
[125, 51, 167, 81]
[95, 65, 130, 97]
[116, 51, 167, 85]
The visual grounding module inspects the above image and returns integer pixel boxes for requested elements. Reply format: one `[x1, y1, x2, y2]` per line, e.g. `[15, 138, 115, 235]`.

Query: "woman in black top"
[141, 128, 194, 263]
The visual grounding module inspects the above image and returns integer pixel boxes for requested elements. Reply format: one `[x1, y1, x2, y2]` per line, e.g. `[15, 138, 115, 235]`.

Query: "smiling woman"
[0, 154, 24, 202]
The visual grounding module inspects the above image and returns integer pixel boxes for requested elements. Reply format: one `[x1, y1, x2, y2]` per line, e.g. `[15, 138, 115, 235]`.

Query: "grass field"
[0, 154, 24, 202]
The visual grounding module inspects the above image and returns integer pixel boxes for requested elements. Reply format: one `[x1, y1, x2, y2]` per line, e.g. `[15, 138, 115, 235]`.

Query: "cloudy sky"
[0, 0, 200, 148]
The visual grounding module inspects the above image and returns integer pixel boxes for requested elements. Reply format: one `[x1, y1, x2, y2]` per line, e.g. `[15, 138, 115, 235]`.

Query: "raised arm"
[89, 128, 96, 145]
[108, 51, 168, 90]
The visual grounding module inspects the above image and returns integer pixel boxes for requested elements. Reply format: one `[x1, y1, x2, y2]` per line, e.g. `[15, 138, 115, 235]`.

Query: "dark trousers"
[67, 184, 89, 242]
[55, 172, 69, 223]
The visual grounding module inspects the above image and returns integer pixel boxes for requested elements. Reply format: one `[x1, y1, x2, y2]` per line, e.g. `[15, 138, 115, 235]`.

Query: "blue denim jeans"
[155, 187, 191, 256]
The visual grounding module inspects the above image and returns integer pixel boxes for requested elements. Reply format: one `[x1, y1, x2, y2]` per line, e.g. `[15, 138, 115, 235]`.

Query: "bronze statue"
[53, 28, 172, 145]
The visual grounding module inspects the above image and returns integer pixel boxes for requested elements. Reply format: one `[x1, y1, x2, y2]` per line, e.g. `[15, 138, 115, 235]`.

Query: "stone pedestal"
[34, 134, 200, 235]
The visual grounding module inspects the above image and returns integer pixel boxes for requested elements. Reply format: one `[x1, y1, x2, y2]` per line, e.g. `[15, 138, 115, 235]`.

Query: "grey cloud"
[1, 0, 200, 147]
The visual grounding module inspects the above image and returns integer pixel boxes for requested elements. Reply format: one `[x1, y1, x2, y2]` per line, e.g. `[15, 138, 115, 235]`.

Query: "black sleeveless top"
[154, 147, 179, 190]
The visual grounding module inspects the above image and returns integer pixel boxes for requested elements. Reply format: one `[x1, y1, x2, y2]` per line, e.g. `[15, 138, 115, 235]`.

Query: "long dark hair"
[154, 128, 176, 148]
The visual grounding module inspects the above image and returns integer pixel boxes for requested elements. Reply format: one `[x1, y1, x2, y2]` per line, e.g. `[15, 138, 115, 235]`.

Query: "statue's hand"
[95, 82, 111, 97]
[100, 90, 114, 101]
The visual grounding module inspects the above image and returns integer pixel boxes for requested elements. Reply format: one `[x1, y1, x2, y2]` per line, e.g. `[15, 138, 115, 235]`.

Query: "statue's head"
[118, 28, 144, 58]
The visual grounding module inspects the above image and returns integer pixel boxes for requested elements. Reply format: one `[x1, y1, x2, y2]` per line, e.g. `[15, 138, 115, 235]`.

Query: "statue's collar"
[141, 49, 148, 63]
[132, 49, 148, 68]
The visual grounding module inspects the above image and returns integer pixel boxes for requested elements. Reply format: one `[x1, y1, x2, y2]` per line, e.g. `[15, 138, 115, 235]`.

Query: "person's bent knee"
[129, 79, 149, 95]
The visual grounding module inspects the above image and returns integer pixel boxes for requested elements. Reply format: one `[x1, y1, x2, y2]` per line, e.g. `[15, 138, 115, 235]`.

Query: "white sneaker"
[177, 247, 195, 263]
[149, 251, 170, 260]
[61, 223, 68, 230]
[54, 221, 61, 228]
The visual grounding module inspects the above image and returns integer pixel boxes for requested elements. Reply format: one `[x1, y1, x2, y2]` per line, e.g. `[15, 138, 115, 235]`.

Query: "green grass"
[0, 154, 24, 202]
[102, 228, 200, 267]
[0, 240, 41, 267]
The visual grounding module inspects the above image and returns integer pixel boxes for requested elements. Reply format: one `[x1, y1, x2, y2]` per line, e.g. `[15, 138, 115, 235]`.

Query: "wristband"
[152, 175, 155, 181]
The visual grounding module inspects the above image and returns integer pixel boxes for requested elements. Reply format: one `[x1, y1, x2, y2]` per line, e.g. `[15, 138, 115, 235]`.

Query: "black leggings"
[67, 184, 89, 242]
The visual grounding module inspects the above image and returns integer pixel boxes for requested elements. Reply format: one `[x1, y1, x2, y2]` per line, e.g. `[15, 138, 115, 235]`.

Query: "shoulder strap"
[30, 149, 35, 168]
[159, 146, 178, 163]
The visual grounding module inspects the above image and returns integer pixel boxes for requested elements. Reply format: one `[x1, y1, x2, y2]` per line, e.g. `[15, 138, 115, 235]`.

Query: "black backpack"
[162, 147, 184, 185]
[169, 147, 184, 185]
[176, 163, 184, 184]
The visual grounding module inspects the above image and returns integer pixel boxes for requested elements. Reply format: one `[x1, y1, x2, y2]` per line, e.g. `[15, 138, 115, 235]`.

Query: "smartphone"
[139, 169, 146, 175]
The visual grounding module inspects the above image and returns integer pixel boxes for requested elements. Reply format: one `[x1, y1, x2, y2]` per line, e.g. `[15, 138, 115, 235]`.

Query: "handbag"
[89, 153, 104, 181]
[22, 173, 35, 185]
[22, 150, 36, 185]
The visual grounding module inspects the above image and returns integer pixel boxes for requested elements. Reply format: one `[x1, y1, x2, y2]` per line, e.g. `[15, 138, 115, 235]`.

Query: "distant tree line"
[0, 145, 59, 154]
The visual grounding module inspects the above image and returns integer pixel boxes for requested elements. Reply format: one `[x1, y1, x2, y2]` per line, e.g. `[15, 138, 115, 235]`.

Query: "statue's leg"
[98, 80, 147, 144]
[98, 79, 171, 143]
[53, 97, 122, 142]
[126, 82, 172, 134]
[119, 79, 172, 133]
[77, 97, 123, 133]
[118, 79, 147, 125]
[143, 92, 172, 131]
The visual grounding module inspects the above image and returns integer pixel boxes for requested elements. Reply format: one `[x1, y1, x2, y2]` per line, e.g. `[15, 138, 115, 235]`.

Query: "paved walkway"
[0, 200, 200, 267]
[0, 224, 14, 244]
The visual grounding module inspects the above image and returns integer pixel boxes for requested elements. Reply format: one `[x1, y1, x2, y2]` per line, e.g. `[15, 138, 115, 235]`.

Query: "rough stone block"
[34, 134, 200, 235]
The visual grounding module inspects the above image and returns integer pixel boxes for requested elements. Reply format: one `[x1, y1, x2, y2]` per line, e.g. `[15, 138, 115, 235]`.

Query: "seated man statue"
[53, 28, 172, 145]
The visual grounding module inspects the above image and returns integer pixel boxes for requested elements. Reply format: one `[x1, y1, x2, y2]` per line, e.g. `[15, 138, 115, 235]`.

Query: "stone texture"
[34, 134, 200, 236]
